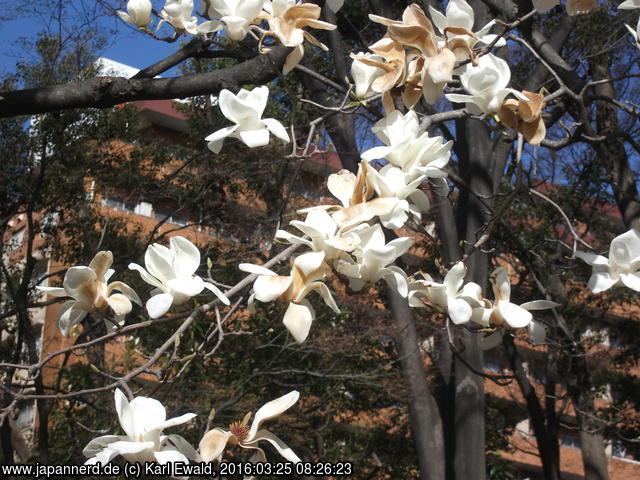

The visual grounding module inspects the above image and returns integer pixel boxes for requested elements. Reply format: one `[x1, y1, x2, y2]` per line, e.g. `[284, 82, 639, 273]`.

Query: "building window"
[154, 210, 188, 226]
[560, 435, 581, 450]
[101, 195, 137, 213]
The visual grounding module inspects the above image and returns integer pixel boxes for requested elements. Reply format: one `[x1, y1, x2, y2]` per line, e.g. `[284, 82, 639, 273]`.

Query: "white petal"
[254, 275, 293, 302]
[293, 251, 326, 277]
[163, 434, 201, 462]
[145, 244, 174, 283]
[83, 435, 123, 459]
[159, 413, 197, 431]
[239, 263, 278, 276]
[129, 395, 167, 434]
[128, 263, 163, 289]
[109, 440, 155, 456]
[444, 261, 467, 297]
[88, 251, 113, 281]
[199, 429, 232, 463]
[575, 250, 609, 266]
[203, 282, 231, 305]
[588, 272, 618, 294]
[115, 389, 136, 440]
[497, 302, 533, 328]
[263, 118, 290, 143]
[146, 293, 175, 319]
[106, 293, 133, 317]
[57, 301, 88, 337]
[248, 430, 301, 463]
[361, 146, 394, 162]
[327, 170, 357, 207]
[239, 128, 271, 148]
[63, 266, 97, 294]
[167, 276, 205, 298]
[447, 297, 472, 325]
[170, 236, 201, 278]
[249, 391, 300, 441]
[298, 282, 340, 313]
[153, 449, 189, 465]
[108, 281, 142, 306]
[520, 300, 560, 310]
[275, 230, 313, 247]
[383, 266, 409, 297]
[205, 125, 239, 153]
[620, 272, 640, 291]
[282, 300, 315, 344]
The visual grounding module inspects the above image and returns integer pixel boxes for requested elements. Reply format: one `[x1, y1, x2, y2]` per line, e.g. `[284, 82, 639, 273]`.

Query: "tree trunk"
[387, 284, 445, 480]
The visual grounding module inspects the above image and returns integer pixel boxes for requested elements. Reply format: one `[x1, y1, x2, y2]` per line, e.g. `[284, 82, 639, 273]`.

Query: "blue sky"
[0, 11, 180, 78]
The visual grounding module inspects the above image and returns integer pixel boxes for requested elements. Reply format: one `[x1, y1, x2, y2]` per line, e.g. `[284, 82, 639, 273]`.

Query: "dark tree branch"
[0, 47, 292, 118]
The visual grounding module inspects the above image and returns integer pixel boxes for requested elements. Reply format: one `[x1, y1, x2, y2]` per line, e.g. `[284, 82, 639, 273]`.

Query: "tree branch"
[0, 47, 292, 118]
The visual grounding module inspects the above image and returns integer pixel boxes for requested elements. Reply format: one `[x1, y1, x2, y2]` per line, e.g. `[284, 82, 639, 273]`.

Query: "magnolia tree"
[1, 0, 640, 479]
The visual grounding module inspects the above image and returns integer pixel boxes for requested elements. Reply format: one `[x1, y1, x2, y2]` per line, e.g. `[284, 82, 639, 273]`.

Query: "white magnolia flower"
[275, 207, 362, 260]
[204, 0, 264, 40]
[445, 53, 524, 115]
[408, 261, 483, 325]
[364, 163, 430, 229]
[335, 223, 412, 296]
[350, 52, 386, 98]
[240, 252, 340, 343]
[199, 391, 300, 463]
[160, 0, 217, 35]
[575, 229, 640, 293]
[38, 251, 141, 336]
[261, 0, 336, 73]
[470, 267, 559, 334]
[129, 236, 230, 319]
[619, 0, 640, 8]
[321, 164, 401, 230]
[83, 389, 198, 465]
[205, 86, 289, 153]
[361, 110, 452, 178]
[117, 0, 153, 27]
[429, 0, 506, 55]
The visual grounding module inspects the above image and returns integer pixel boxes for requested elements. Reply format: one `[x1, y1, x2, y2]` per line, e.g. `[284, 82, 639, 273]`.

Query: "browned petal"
[284, 4, 321, 23]
[351, 161, 373, 205]
[519, 91, 545, 122]
[402, 4, 434, 33]
[403, 83, 423, 108]
[368, 13, 402, 27]
[388, 24, 437, 56]
[283, 267, 304, 303]
[369, 37, 406, 62]
[382, 90, 395, 113]
[371, 63, 404, 92]
[523, 118, 546, 146]
[296, 18, 337, 31]
[303, 31, 329, 51]
[356, 56, 396, 73]
[498, 99, 519, 129]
